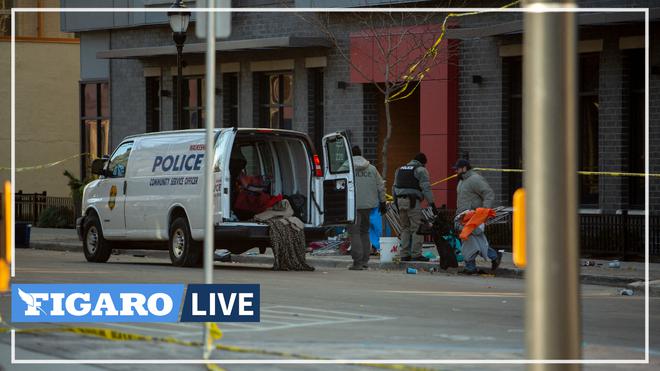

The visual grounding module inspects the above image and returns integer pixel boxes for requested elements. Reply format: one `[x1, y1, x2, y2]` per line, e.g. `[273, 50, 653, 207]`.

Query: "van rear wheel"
[83, 214, 112, 263]
[169, 216, 202, 267]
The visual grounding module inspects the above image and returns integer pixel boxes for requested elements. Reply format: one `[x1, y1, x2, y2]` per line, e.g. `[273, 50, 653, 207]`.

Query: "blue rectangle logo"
[12, 284, 184, 323]
[180, 284, 260, 322]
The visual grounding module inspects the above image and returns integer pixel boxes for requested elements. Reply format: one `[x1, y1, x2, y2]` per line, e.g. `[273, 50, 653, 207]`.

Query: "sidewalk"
[25, 227, 660, 296]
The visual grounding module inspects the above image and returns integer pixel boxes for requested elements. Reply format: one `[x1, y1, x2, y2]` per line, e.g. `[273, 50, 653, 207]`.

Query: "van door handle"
[123, 180, 127, 195]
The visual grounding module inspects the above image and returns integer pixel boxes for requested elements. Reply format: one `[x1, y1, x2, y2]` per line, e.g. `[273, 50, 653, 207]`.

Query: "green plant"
[63, 170, 84, 201]
[63, 170, 93, 218]
[37, 206, 74, 228]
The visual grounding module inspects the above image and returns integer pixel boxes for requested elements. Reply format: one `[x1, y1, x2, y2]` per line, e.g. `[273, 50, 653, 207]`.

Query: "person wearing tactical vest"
[392, 153, 437, 261]
[348, 145, 386, 270]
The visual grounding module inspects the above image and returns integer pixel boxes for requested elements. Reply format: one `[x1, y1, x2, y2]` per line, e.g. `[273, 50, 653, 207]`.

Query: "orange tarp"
[459, 207, 496, 241]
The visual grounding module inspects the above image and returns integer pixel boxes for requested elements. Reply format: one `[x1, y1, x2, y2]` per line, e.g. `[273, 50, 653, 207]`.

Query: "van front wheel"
[169, 217, 202, 267]
[83, 214, 111, 263]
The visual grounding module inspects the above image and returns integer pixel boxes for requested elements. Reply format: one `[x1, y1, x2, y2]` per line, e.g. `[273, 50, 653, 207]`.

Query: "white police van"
[77, 128, 355, 267]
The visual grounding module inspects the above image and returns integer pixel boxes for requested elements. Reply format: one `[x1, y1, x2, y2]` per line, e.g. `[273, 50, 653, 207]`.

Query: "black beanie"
[414, 152, 427, 164]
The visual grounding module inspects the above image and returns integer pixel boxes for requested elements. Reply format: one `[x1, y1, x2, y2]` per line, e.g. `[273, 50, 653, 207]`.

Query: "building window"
[0, 1, 11, 37]
[222, 72, 239, 127]
[504, 57, 523, 204]
[627, 49, 644, 209]
[146, 77, 160, 133]
[173, 76, 205, 130]
[578, 53, 599, 207]
[505, 54, 600, 207]
[259, 72, 293, 129]
[80, 82, 110, 178]
[1, 0, 75, 40]
[308, 68, 324, 153]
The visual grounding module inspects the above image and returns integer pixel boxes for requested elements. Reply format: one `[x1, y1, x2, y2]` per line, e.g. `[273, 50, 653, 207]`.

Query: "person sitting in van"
[234, 174, 282, 219]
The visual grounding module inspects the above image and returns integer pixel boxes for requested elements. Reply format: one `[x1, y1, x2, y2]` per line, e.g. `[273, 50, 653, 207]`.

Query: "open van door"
[321, 132, 355, 225]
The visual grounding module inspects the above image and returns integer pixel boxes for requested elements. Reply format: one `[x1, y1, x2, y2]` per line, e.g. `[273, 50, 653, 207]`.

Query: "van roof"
[123, 128, 309, 141]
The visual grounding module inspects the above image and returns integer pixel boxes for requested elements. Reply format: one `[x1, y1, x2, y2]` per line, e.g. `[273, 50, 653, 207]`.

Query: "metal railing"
[486, 212, 659, 260]
[0, 192, 75, 226]
[412, 207, 658, 260]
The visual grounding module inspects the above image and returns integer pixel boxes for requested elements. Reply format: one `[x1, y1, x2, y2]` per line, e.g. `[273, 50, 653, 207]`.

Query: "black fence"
[0, 192, 75, 227]
[486, 212, 660, 261]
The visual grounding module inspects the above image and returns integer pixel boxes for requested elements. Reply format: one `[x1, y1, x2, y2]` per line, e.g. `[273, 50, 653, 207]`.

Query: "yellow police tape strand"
[387, 1, 521, 103]
[385, 167, 660, 202]
[0, 153, 91, 173]
[475, 167, 660, 178]
[0, 324, 440, 371]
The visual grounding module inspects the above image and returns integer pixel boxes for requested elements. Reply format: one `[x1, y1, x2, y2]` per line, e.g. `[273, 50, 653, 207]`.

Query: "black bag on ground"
[429, 212, 459, 270]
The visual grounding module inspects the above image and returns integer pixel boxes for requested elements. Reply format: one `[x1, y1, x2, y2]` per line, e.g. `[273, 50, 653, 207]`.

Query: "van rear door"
[321, 132, 355, 225]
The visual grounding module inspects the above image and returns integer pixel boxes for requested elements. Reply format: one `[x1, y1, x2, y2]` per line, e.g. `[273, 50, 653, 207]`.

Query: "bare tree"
[299, 10, 459, 183]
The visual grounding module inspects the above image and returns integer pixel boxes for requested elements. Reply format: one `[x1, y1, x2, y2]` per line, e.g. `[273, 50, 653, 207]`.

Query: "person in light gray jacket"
[454, 159, 495, 215]
[349, 145, 386, 270]
[453, 159, 501, 273]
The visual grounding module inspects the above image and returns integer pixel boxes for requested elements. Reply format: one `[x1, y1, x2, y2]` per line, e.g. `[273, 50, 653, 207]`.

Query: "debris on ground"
[619, 288, 634, 296]
[308, 240, 350, 256]
[214, 249, 231, 262]
[608, 260, 621, 268]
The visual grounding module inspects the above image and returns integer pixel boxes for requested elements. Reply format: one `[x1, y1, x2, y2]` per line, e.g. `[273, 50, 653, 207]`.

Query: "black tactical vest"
[394, 165, 421, 190]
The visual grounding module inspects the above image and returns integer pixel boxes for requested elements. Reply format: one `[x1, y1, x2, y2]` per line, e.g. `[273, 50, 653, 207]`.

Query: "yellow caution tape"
[204, 322, 224, 370]
[209, 321, 223, 340]
[0, 153, 91, 173]
[431, 174, 458, 187]
[0, 324, 439, 370]
[206, 363, 227, 371]
[387, 1, 521, 103]
[385, 166, 658, 201]
[474, 167, 660, 178]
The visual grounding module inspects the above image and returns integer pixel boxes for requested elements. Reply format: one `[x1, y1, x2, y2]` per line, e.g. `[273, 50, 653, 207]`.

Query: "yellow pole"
[1, 181, 11, 292]
[512, 188, 526, 268]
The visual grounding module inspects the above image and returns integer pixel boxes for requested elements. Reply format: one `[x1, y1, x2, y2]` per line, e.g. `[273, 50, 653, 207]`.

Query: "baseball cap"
[452, 159, 470, 169]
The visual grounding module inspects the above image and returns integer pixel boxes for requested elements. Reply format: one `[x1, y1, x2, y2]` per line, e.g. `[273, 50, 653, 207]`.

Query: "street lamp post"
[168, 0, 191, 130]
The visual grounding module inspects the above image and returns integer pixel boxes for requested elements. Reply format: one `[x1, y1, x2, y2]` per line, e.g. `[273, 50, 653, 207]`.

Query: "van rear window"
[326, 137, 350, 174]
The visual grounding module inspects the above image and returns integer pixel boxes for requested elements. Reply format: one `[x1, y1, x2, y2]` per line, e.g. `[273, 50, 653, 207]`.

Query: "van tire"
[169, 216, 202, 267]
[82, 213, 112, 263]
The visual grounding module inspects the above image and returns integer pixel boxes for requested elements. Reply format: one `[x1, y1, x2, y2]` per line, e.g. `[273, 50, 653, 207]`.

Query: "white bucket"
[379, 237, 400, 263]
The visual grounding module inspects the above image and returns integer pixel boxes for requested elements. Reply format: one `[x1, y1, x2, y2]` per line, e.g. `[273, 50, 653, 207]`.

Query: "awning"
[97, 36, 332, 59]
[446, 11, 653, 40]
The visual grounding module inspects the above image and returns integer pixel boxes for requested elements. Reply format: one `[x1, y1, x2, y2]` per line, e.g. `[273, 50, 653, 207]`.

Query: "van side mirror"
[91, 158, 107, 176]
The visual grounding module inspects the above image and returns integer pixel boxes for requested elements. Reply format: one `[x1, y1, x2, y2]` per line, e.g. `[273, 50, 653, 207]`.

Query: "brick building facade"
[62, 0, 660, 213]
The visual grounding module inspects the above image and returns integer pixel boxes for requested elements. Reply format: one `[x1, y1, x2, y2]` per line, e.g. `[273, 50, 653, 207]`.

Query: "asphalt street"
[1, 248, 658, 371]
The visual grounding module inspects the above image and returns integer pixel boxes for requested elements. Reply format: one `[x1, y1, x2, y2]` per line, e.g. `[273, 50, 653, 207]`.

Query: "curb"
[221, 254, 655, 294]
[627, 280, 660, 297]
[29, 241, 82, 253]
[23, 242, 657, 295]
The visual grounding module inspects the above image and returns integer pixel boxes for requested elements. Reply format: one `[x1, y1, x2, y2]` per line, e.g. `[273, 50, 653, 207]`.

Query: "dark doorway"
[375, 87, 421, 189]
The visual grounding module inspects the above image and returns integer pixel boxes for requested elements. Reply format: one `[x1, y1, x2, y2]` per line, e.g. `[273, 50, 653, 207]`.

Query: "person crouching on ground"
[349, 145, 386, 270]
[455, 209, 501, 274]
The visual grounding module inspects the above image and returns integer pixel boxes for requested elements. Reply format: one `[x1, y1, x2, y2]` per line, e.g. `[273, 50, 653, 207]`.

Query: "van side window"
[107, 142, 133, 178]
[326, 136, 349, 174]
